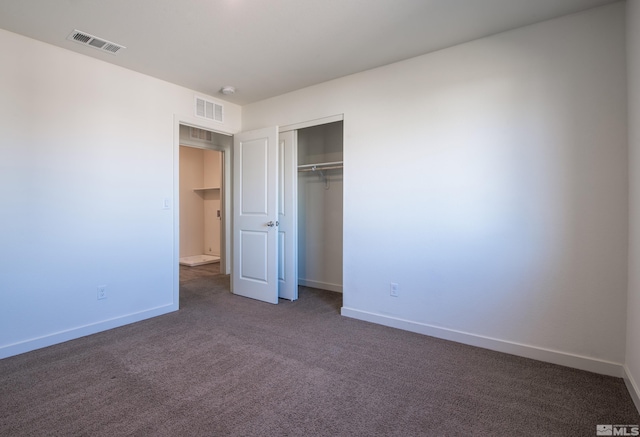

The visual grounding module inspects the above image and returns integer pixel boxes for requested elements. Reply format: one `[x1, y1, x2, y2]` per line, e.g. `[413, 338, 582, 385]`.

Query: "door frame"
[279, 113, 344, 299]
[279, 114, 344, 134]
[173, 114, 234, 306]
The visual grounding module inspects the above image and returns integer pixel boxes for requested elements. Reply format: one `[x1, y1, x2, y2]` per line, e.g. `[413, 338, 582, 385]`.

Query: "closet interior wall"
[298, 121, 343, 292]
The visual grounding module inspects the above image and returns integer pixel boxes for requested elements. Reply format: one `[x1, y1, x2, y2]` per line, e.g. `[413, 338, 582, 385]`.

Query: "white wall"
[243, 3, 628, 375]
[0, 28, 240, 358]
[626, 0, 640, 409]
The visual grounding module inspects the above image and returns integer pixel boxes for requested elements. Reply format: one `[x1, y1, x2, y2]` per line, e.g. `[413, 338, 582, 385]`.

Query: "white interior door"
[232, 126, 279, 304]
[278, 130, 298, 301]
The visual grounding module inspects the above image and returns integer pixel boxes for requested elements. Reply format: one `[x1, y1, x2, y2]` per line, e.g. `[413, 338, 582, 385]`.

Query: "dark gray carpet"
[1, 264, 638, 436]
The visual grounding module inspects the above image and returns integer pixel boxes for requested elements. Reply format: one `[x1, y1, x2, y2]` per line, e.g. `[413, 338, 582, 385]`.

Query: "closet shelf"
[297, 161, 343, 172]
[193, 187, 220, 191]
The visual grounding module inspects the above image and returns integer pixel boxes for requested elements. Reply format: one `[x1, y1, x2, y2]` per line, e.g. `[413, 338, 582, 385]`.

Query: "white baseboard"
[341, 307, 624, 377]
[624, 365, 640, 414]
[299, 278, 342, 293]
[0, 304, 177, 360]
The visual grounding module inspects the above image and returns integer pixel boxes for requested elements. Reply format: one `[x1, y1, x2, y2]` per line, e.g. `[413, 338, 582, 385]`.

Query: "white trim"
[624, 365, 640, 414]
[298, 279, 343, 293]
[0, 304, 175, 359]
[279, 114, 344, 133]
[340, 307, 624, 377]
[176, 114, 236, 136]
[173, 116, 181, 305]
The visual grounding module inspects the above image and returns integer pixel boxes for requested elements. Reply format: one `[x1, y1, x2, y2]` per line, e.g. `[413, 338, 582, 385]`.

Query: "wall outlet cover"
[390, 282, 399, 297]
[97, 285, 107, 300]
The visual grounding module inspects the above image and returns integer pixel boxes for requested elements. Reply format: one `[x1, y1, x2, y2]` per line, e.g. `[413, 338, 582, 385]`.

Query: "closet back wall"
[298, 123, 343, 292]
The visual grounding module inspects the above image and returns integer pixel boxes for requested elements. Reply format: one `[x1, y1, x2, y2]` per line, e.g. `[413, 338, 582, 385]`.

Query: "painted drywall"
[627, 0, 640, 409]
[298, 122, 343, 292]
[203, 150, 222, 257]
[179, 147, 222, 258]
[0, 28, 240, 358]
[179, 146, 206, 257]
[243, 3, 628, 373]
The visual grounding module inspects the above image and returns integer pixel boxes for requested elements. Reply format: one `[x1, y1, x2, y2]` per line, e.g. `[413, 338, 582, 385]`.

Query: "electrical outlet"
[390, 282, 399, 297]
[97, 285, 107, 300]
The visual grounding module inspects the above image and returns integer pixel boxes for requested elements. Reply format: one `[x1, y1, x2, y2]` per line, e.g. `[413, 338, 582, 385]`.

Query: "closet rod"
[297, 161, 343, 172]
[298, 165, 343, 172]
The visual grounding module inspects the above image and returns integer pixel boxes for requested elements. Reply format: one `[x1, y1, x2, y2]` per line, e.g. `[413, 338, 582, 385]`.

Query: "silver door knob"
[267, 221, 276, 227]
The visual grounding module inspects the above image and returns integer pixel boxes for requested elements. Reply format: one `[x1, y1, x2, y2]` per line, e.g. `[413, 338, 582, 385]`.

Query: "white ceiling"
[0, 0, 620, 105]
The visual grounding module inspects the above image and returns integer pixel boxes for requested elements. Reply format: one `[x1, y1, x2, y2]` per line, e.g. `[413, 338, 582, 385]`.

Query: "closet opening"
[178, 125, 231, 277]
[297, 120, 343, 296]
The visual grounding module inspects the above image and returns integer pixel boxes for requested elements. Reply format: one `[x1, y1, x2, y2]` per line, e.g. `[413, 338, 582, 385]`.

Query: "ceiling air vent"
[195, 96, 224, 123]
[190, 127, 213, 142]
[67, 30, 126, 55]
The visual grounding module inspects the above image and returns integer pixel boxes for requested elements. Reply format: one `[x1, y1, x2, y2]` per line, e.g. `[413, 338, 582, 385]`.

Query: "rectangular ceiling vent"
[195, 96, 224, 123]
[67, 30, 126, 55]
[190, 127, 213, 142]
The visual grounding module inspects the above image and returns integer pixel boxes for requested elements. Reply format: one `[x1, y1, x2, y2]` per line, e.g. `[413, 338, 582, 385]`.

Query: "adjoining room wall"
[203, 150, 222, 257]
[179, 147, 222, 258]
[179, 146, 206, 257]
[243, 4, 628, 374]
[0, 28, 240, 358]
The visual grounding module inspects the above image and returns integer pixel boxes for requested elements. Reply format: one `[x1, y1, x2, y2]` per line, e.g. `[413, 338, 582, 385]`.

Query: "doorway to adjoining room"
[178, 124, 231, 274]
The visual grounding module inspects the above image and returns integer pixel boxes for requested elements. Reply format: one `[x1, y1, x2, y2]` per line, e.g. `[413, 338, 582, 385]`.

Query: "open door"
[232, 126, 279, 304]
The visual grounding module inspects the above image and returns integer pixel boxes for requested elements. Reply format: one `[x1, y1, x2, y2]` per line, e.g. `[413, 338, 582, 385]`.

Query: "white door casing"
[232, 126, 279, 304]
[278, 130, 298, 301]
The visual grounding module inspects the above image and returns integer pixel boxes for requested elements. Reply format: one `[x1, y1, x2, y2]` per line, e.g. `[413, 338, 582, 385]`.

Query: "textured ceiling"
[0, 0, 620, 105]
